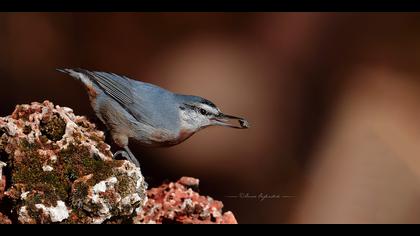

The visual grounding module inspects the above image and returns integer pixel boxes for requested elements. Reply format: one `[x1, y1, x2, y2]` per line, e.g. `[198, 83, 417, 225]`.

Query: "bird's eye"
[199, 108, 208, 115]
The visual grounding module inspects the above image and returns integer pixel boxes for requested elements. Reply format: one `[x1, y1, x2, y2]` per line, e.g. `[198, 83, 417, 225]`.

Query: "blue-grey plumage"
[57, 68, 249, 167]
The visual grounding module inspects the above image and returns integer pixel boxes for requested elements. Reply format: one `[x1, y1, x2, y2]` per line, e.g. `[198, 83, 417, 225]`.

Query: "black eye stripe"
[183, 103, 214, 116]
[200, 99, 217, 109]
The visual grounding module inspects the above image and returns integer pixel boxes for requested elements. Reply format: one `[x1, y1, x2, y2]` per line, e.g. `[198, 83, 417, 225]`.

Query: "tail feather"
[56, 68, 92, 82]
[56, 68, 87, 77]
[56, 68, 70, 74]
[56, 68, 97, 91]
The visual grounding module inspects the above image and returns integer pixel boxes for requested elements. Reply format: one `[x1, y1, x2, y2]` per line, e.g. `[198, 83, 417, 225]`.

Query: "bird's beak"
[212, 113, 250, 129]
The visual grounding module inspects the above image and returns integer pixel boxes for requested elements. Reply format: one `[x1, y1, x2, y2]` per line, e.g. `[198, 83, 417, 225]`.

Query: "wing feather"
[81, 69, 135, 107]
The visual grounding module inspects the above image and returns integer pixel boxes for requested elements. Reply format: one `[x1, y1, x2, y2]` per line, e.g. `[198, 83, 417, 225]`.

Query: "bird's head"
[176, 95, 249, 133]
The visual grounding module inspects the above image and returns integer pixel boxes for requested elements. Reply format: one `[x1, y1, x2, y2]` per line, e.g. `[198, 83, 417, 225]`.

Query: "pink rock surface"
[134, 177, 238, 224]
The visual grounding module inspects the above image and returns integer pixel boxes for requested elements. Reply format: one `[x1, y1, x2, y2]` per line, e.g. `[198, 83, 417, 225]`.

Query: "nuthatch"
[57, 68, 249, 168]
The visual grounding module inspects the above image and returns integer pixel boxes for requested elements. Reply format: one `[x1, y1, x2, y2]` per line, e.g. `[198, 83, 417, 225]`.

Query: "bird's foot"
[113, 150, 141, 168]
[113, 150, 129, 160]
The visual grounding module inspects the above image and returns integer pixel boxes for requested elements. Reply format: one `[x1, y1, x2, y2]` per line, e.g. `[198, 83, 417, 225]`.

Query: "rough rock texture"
[0, 162, 5, 200]
[134, 177, 237, 224]
[0, 212, 11, 224]
[0, 101, 237, 224]
[0, 101, 147, 224]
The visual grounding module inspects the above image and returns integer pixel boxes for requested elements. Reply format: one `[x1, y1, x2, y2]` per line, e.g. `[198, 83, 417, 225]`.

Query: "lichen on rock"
[0, 101, 147, 224]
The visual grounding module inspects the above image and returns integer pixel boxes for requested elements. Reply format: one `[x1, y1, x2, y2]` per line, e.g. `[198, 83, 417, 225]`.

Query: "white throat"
[179, 109, 210, 132]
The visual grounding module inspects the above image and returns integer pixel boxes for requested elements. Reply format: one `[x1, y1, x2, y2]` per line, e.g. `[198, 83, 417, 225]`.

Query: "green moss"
[40, 114, 66, 142]
[20, 139, 40, 151]
[11, 140, 122, 221]
[71, 180, 89, 209]
[10, 121, 128, 223]
[115, 174, 134, 198]
[17, 191, 49, 223]
[12, 140, 69, 204]
[13, 167, 68, 203]
[59, 144, 117, 184]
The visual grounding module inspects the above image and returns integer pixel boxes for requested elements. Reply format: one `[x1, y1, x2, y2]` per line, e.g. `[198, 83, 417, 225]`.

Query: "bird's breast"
[147, 128, 195, 146]
[176, 128, 195, 143]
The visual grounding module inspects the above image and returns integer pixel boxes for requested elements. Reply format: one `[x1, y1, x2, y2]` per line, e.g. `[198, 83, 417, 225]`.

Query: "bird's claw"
[113, 150, 141, 168]
[113, 150, 130, 160]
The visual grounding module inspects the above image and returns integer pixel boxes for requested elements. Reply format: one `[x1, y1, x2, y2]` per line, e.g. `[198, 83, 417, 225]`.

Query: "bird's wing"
[82, 69, 158, 127]
[78, 69, 135, 108]
[89, 71, 134, 107]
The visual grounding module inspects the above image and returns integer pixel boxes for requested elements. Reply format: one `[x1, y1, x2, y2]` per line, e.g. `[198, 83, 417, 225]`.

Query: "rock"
[0, 161, 5, 179]
[0, 176, 5, 200]
[134, 177, 238, 224]
[0, 162, 6, 200]
[0, 101, 237, 224]
[0, 212, 11, 224]
[0, 101, 147, 224]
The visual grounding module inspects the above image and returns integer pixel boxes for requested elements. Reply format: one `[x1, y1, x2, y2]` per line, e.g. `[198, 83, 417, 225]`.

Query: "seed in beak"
[213, 113, 250, 129]
[239, 119, 250, 128]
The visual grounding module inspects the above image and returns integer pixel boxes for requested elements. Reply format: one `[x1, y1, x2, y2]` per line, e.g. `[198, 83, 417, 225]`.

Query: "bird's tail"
[56, 68, 88, 79]
[56, 68, 100, 96]
[56, 68, 93, 84]
[56, 68, 72, 74]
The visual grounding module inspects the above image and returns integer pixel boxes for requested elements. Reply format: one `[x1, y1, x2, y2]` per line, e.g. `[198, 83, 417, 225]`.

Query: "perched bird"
[57, 68, 249, 168]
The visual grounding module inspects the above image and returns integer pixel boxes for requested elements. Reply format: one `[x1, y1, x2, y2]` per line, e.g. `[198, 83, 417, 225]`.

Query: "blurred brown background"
[2, 13, 420, 224]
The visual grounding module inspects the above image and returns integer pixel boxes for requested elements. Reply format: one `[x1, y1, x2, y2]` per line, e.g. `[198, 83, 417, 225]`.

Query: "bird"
[57, 68, 249, 168]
